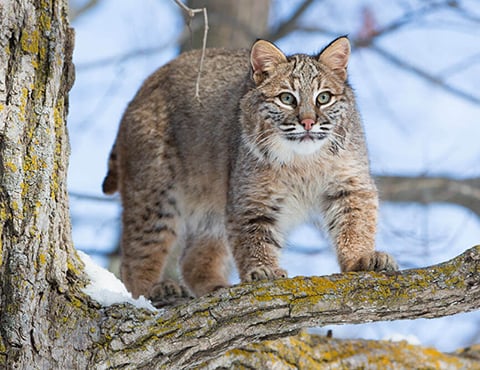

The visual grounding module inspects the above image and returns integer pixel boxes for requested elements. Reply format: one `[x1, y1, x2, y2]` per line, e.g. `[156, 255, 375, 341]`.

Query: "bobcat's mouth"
[285, 132, 328, 142]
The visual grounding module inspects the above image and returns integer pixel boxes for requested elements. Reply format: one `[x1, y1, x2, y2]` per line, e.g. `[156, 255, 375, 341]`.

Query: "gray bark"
[0, 0, 88, 368]
[199, 332, 480, 369]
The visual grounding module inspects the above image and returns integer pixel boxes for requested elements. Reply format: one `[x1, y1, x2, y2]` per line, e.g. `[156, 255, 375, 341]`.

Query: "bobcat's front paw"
[351, 251, 399, 272]
[149, 279, 193, 308]
[243, 266, 288, 282]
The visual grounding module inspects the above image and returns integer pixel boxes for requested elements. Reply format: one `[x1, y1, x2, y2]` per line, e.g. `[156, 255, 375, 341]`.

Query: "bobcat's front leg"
[323, 183, 398, 273]
[228, 214, 287, 282]
[227, 183, 287, 283]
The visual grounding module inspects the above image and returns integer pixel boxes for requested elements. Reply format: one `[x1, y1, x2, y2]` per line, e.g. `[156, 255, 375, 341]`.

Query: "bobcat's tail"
[102, 144, 119, 195]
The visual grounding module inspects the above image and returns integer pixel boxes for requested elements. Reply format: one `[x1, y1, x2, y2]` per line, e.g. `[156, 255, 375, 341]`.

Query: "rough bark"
[0, 0, 88, 368]
[199, 331, 480, 369]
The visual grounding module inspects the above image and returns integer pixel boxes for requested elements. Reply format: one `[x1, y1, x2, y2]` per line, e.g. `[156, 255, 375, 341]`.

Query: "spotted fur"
[103, 37, 398, 305]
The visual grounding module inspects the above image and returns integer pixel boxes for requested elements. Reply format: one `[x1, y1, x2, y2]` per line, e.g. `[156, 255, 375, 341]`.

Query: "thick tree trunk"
[0, 0, 89, 368]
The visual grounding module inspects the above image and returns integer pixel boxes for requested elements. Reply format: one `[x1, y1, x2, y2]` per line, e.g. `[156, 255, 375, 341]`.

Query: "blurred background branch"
[69, 0, 101, 21]
[377, 176, 480, 216]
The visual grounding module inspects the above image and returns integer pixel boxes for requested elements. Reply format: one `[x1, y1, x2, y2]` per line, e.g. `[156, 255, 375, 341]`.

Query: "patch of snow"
[78, 251, 156, 311]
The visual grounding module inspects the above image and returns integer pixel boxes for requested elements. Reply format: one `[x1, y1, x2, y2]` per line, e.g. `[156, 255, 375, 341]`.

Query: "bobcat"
[103, 36, 398, 305]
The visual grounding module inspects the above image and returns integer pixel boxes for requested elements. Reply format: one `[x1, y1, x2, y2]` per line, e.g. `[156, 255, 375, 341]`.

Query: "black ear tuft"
[318, 36, 351, 81]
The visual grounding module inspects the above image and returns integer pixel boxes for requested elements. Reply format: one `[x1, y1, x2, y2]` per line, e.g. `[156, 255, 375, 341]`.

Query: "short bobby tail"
[102, 145, 119, 194]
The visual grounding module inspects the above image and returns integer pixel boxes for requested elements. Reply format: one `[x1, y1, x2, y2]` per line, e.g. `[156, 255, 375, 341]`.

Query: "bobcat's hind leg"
[180, 235, 231, 297]
[149, 279, 193, 308]
[120, 187, 180, 300]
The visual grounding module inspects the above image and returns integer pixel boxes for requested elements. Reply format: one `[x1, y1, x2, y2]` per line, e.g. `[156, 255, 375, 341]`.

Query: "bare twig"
[173, 0, 197, 18]
[174, 0, 208, 100]
[75, 41, 175, 71]
[369, 1, 451, 41]
[268, 0, 317, 42]
[69, 0, 101, 21]
[451, 1, 480, 24]
[69, 191, 119, 203]
[344, 2, 480, 106]
[438, 51, 480, 78]
[74, 23, 207, 71]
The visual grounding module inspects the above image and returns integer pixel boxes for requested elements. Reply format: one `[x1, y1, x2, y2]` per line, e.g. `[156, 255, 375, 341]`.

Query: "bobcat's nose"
[301, 118, 315, 131]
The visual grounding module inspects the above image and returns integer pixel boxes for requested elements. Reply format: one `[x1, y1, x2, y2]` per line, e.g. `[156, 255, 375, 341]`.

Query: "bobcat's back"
[103, 48, 252, 197]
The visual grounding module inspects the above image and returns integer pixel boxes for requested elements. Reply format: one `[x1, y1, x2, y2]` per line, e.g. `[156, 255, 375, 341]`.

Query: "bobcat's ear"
[318, 36, 350, 81]
[250, 40, 287, 85]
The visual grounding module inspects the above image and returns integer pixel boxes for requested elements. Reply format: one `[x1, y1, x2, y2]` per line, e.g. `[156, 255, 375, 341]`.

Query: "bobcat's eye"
[279, 92, 297, 107]
[317, 91, 332, 105]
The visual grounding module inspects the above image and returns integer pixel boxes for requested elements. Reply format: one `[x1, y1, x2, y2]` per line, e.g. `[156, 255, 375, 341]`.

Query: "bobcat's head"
[241, 36, 353, 163]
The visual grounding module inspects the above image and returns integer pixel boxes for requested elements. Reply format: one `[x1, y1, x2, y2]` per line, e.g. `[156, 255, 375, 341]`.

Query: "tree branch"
[354, 0, 454, 46]
[69, 175, 480, 216]
[200, 332, 480, 369]
[291, 2, 480, 107]
[69, 191, 119, 203]
[376, 176, 480, 216]
[92, 245, 480, 368]
[68, 0, 101, 21]
[74, 42, 175, 71]
[268, 0, 317, 42]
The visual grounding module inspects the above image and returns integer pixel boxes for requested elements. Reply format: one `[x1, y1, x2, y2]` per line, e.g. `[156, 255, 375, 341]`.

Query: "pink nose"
[301, 118, 315, 131]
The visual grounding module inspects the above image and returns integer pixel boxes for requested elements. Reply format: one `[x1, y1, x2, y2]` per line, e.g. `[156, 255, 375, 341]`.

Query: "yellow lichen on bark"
[20, 28, 40, 55]
[199, 332, 479, 369]
[50, 101, 66, 200]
